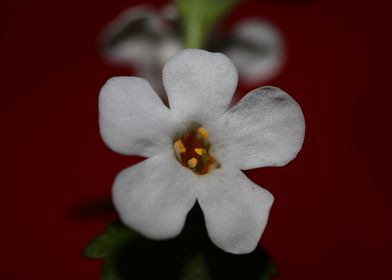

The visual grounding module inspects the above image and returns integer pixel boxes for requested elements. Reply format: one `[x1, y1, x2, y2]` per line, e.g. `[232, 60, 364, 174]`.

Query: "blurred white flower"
[99, 49, 304, 254]
[101, 5, 285, 94]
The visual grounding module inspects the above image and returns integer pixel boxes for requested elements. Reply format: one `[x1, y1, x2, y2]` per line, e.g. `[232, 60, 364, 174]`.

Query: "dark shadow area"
[107, 204, 276, 279]
[71, 197, 115, 221]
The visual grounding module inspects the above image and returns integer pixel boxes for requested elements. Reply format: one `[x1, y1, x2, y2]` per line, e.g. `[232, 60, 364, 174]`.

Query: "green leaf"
[84, 222, 139, 280]
[180, 254, 211, 280]
[258, 260, 279, 280]
[84, 222, 137, 259]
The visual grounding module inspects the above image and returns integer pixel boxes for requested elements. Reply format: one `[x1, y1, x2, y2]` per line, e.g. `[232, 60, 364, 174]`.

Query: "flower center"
[173, 127, 220, 175]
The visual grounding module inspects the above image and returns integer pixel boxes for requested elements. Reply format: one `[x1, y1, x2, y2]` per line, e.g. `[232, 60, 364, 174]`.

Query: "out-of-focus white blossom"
[101, 5, 285, 94]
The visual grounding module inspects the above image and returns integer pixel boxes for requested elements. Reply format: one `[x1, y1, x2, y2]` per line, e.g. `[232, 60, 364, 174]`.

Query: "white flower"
[99, 49, 305, 254]
[101, 5, 285, 93]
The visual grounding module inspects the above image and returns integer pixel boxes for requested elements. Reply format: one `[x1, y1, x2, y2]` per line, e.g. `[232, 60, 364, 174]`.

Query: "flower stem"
[175, 0, 240, 49]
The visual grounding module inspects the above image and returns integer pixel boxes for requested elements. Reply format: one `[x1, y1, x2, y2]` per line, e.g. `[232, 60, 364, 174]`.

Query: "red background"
[2, 0, 391, 279]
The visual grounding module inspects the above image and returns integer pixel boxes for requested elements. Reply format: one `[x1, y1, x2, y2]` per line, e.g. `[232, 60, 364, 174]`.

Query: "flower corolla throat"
[174, 125, 220, 175]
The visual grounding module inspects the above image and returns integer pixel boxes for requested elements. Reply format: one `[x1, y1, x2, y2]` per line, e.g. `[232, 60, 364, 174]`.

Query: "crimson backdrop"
[2, 0, 391, 279]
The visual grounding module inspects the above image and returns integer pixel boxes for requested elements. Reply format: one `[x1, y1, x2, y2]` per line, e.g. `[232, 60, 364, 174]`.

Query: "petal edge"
[196, 168, 274, 254]
[211, 86, 305, 170]
[99, 76, 173, 157]
[163, 49, 238, 123]
[113, 153, 197, 239]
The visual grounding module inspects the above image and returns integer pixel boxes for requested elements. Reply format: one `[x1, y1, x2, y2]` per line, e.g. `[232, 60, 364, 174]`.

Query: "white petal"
[113, 153, 197, 239]
[163, 49, 238, 124]
[224, 20, 285, 85]
[210, 86, 305, 170]
[100, 6, 161, 66]
[100, 6, 182, 94]
[196, 168, 274, 254]
[99, 76, 174, 157]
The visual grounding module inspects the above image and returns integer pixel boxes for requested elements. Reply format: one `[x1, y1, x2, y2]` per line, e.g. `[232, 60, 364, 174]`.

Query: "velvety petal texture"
[99, 77, 173, 157]
[113, 153, 197, 239]
[196, 168, 274, 254]
[224, 20, 285, 84]
[163, 49, 238, 123]
[211, 86, 305, 170]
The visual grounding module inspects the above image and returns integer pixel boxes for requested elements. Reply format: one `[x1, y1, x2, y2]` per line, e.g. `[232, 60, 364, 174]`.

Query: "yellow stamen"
[197, 127, 209, 139]
[194, 148, 205, 156]
[187, 157, 198, 168]
[174, 140, 186, 153]
[173, 127, 219, 175]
